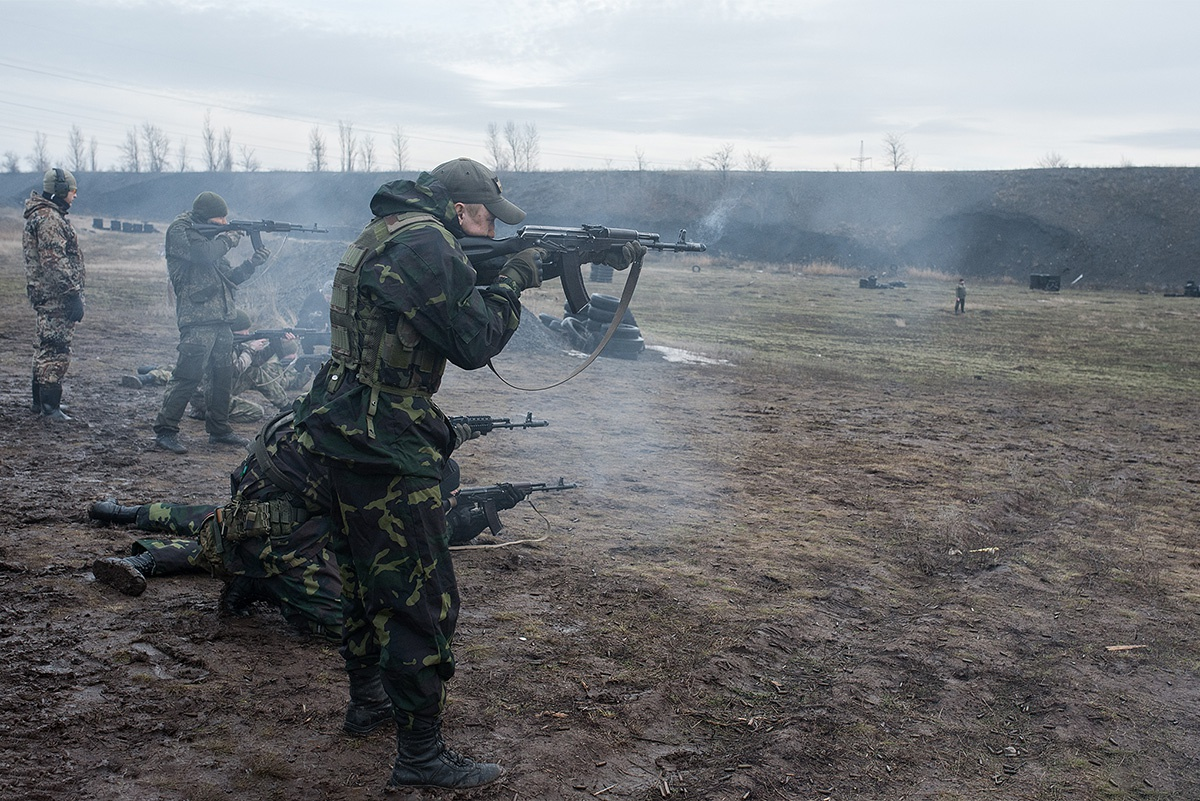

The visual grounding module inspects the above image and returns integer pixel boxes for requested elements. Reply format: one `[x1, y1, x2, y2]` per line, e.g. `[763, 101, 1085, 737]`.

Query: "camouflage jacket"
[294, 175, 524, 478]
[165, 211, 255, 327]
[23, 192, 85, 307]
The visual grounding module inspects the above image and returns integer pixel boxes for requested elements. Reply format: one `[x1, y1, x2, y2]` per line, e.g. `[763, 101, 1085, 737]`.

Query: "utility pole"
[852, 140, 871, 172]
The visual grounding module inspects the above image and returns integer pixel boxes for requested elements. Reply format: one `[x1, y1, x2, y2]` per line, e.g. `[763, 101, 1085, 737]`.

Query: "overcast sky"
[2, 0, 1198, 174]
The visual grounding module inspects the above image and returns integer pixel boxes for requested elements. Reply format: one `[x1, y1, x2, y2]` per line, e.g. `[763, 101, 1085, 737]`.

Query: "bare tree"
[176, 137, 190, 171]
[67, 125, 87, 172]
[27, 132, 51, 172]
[1038, 151, 1069, 168]
[118, 128, 141, 172]
[360, 135, 376, 172]
[238, 144, 261, 172]
[142, 123, 171, 172]
[485, 123, 510, 171]
[202, 111, 219, 171]
[337, 120, 357, 172]
[518, 122, 540, 171]
[634, 147, 648, 171]
[88, 136, 99, 171]
[702, 143, 737, 173]
[392, 126, 409, 171]
[882, 133, 910, 171]
[744, 151, 772, 171]
[3, 151, 20, 173]
[501, 121, 540, 171]
[218, 127, 233, 172]
[308, 126, 328, 171]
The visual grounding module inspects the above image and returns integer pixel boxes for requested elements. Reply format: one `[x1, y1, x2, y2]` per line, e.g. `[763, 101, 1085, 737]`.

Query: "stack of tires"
[538, 293, 646, 360]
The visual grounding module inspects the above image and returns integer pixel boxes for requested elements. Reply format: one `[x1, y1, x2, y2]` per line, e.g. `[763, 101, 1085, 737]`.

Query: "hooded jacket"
[23, 192, 84, 307]
[293, 173, 524, 477]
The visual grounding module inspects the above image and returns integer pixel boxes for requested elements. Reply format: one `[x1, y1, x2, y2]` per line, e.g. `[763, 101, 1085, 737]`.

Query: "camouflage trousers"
[131, 502, 342, 643]
[154, 323, 235, 437]
[143, 369, 271, 424]
[32, 304, 76, 384]
[327, 465, 457, 724]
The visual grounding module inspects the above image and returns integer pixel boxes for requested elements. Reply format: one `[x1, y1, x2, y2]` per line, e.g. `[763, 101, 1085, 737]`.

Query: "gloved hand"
[63, 291, 85, 323]
[593, 241, 647, 271]
[63, 291, 85, 321]
[452, 420, 480, 449]
[494, 484, 528, 511]
[249, 247, 270, 267]
[217, 230, 243, 249]
[498, 247, 545, 291]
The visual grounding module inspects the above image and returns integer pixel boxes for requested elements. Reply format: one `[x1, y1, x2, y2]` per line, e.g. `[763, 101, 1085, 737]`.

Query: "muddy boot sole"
[92, 557, 148, 596]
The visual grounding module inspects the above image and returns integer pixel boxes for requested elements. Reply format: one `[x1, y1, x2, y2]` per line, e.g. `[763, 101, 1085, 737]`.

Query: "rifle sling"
[486, 255, 643, 392]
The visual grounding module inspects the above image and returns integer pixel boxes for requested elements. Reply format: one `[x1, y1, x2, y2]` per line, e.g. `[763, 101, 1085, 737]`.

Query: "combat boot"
[88, 498, 142, 525]
[39, 382, 71, 421]
[343, 667, 393, 736]
[92, 551, 157, 597]
[385, 718, 504, 791]
[154, 432, 188, 454]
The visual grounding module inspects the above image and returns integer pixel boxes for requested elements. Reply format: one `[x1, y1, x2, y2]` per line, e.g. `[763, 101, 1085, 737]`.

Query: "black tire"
[563, 300, 587, 320]
[582, 319, 642, 340]
[538, 313, 557, 328]
[559, 316, 592, 349]
[588, 293, 621, 312]
[585, 303, 637, 327]
[600, 337, 645, 360]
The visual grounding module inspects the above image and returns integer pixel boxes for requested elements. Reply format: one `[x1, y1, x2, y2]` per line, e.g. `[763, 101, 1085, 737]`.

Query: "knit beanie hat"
[192, 191, 228, 220]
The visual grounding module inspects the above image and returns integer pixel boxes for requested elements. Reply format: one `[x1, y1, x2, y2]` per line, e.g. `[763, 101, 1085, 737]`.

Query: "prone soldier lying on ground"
[122, 310, 311, 424]
[88, 409, 571, 647]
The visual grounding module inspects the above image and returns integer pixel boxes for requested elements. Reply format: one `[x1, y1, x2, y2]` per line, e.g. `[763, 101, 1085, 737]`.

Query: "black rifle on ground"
[448, 412, 549, 437]
[460, 224, 706, 312]
[193, 219, 329, 250]
[453, 478, 579, 537]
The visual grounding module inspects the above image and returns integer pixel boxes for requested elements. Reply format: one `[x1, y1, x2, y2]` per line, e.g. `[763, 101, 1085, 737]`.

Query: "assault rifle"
[193, 219, 329, 250]
[453, 478, 579, 537]
[234, 328, 331, 354]
[448, 411, 548, 438]
[460, 224, 706, 312]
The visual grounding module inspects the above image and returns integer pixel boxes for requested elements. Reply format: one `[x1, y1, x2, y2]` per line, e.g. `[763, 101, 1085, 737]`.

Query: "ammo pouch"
[221, 497, 310, 545]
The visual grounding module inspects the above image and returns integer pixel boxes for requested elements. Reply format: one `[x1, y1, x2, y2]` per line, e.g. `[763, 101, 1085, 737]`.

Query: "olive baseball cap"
[430, 158, 525, 225]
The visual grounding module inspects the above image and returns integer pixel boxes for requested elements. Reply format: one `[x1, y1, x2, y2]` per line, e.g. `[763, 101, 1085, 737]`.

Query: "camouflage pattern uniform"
[293, 175, 526, 725]
[188, 339, 300, 423]
[154, 210, 257, 438]
[23, 191, 84, 387]
[122, 426, 479, 644]
[132, 416, 342, 641]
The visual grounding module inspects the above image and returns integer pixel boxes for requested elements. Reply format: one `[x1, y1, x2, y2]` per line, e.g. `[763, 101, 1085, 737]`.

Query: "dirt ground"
[1, 216, 1199, 801]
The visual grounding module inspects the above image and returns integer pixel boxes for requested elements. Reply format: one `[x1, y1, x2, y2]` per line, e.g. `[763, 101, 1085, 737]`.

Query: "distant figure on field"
[954, 279, 966, 315]
[153, 192, 270, 454]
[23, 168, 85, 421]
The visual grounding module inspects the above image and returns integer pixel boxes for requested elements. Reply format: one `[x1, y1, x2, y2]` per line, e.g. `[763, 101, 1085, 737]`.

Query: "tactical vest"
[328, 212, 446, 438]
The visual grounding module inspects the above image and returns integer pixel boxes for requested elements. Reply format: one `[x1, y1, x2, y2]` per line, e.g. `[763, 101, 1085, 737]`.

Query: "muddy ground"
[1, 216, 1198, 801]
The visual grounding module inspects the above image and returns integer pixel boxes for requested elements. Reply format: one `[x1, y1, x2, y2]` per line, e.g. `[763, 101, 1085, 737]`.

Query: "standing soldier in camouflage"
[153, 191, 270, 454]
[292, 158, 546, 791]
[23, 168, 85, 421]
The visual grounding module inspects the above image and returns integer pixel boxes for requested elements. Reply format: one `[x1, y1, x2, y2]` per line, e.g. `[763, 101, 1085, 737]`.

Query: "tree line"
[4, 112, 938, 174]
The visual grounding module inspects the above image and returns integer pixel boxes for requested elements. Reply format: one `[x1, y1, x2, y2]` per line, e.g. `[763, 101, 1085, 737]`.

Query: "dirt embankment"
[4, 166, 1200, 290]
